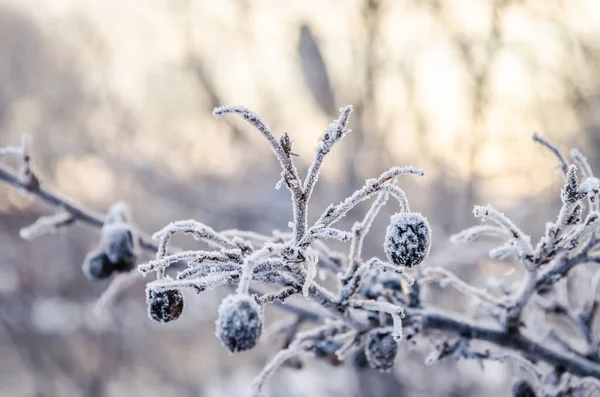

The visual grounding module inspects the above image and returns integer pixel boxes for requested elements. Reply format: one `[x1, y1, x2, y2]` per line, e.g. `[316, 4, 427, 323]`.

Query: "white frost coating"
[350, 299, 405, 341]
[303, 106, 353, 200]
[19, 212, 73, 240]
[0, 145, 23, 157]
[383, 212, 431, 268]
[213, 105, 306, 242]
[237, 246, 279, 294]
[148, 272, 239, 292]
[571, 149, 594, 179]
[101, 222, 138, 264]
[580, 177, 600, 197]
[137, 249, 242, 275]
[421, 267, 506, 309]
[488, 242, 518, 260]
[560, 212, 600, 250]
[177, 262, 240, 280]
[450, 225, 510, 244]
[251, 323, 347, 395]
[152, 220, 237, 261]
[302, 248, 319, 297]
[313, 166, 423, 230]
[300, 226, 351, 247]
[216, 293, 263, 353]
[341, 257, 414, 301]
[473, 204, 534, 264]
[94, 271, 140, 316]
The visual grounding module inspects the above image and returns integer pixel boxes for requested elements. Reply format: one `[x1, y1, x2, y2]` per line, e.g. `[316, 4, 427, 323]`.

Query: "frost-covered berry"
[147, 289, 184, 323]
[82, 249, 113, 280]
[101, 222, 137, 272]
[384, 212, 431, 268]
[512, 380, 536, 397]
[216, 294, 263, 353]
[364, 327, 398, 372]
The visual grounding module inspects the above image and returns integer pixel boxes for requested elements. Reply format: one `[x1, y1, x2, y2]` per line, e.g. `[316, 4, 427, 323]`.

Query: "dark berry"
[314, 339, 343, 358]
[147, 289, 184, 323]
[101, 223, 136, 271]
[82, 249, 113, 280]
[314, 339, 344, 366]
[365, 327, 398, 372]
[384, 212, 431, 268]
[352, 348, 370, 369]
[512, 380, 536, 397]
[216, 294, 263, 353]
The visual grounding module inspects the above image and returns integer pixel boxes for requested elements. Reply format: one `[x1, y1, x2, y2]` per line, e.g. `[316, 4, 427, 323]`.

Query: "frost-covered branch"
[532, 132, 569, 176]
[303, 105, 353, 202]
[19, 211, 75, 240]
[0, 138, 323, 323]
[344, 192, 389, 280]
[5, 113, 600, 397]
[421, 267, 506, 309]
[311, 166, 423, 231]
[251, 323, 348, 396]
[213, 106, 306, 242]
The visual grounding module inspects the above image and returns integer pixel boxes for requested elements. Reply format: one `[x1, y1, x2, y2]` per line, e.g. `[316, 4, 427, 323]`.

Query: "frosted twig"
[0, 145, 23, 157]
[176, 262, 240, 280]
[251, 323, 347, 395]
[213, 106, 306, 242]
[560, 212, 600, 250]
[298, 226, 351, 247]
[19, 212, 75, 240]
[237, 246, 281, 294]
[0, 138, 325, 324]
[421, 267, 507, 309]
[341, 257, 413, 302]
[303, 105, 353, 201]
[506, 270, 538, 328]
[489, 242, 519, 260]
[487, 351, 544, 389]
[94, 271, 141, 316]
[219, 229, 273, 243]
[533, 133, 569, 176]
[572, 149, 595, 180]
[152, 220, 239, 262]
[473, 204, 534, 268]
[451, 225, 510, 244]
[257, 286, 300, 304]
[571, 148, 599, 216]
[147, 272, 240, 293]
[313, 166, 423, 229]
[344, 192, 389, 280]
[350, 299, 405, 341]
[137, 249, 242, 275]
[334, 331, 358, 360]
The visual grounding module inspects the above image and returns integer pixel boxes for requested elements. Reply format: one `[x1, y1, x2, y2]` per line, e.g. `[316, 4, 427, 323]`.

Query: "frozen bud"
[365, 327, 398, 372]
[216, 294, 263, 353]
[147, 289, 184, 323]
[512, 380, 536, 397]
[101, 222, 137, 271]
[384, 212, 431, 268]
[82, 249, 113, 280]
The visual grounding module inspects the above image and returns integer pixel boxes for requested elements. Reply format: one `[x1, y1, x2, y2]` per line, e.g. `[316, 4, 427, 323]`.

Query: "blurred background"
[0, 0, 599, 396]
